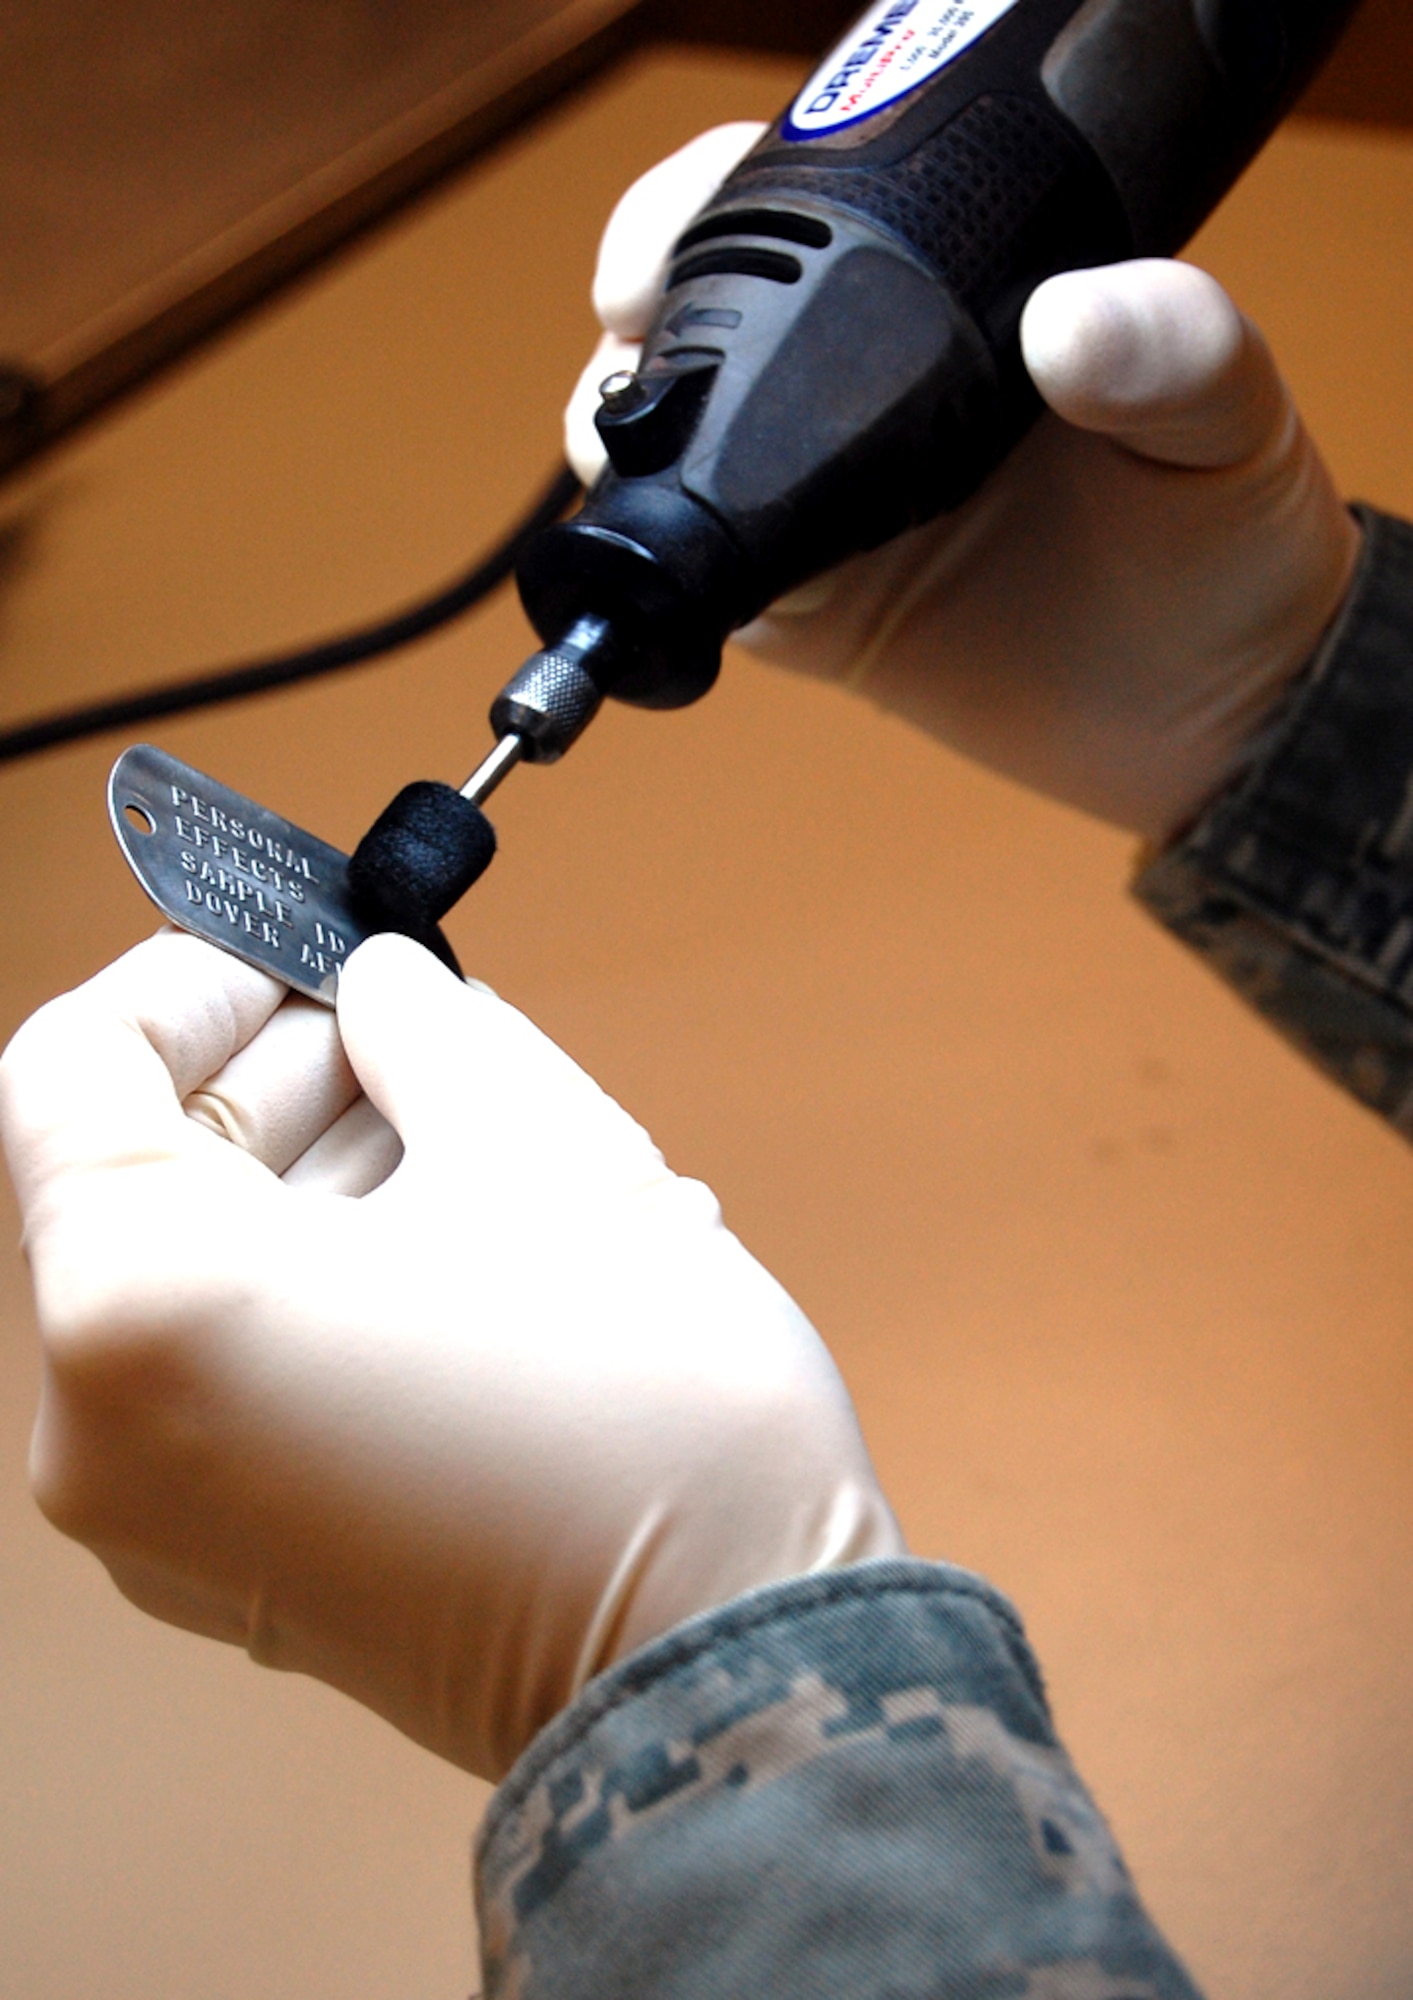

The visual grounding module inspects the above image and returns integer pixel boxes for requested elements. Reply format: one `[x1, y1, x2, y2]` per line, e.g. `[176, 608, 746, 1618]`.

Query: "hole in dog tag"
[108, 744, 377, 1005]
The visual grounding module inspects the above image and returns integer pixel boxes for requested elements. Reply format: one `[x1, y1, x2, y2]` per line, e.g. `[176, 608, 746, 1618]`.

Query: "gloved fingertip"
[337, 929, 506, 1045]
[591, 122, 768, 337]
[564, 333, 639, 485]
[338, 928, 461, 1001]
[593, 283, 660, 344]
[332, 933, 475, 1139]
[1023, 261, 1236, 417]
[1022, 259, 1279, 468]
[336, 930, 668, 1186]
[564, 407, 608, 489]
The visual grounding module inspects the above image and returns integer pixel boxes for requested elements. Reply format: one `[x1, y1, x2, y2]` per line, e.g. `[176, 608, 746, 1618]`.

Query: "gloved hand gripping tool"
[111, 0, 1363, 996]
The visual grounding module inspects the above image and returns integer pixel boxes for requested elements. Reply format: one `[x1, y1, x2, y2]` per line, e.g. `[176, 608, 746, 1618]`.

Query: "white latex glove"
[0, 929, 901, 1781]
[566, 125, 1361, 843]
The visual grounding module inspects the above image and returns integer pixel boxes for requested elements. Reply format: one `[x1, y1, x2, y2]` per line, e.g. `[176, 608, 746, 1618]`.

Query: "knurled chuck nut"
[489, 647, 603, 761]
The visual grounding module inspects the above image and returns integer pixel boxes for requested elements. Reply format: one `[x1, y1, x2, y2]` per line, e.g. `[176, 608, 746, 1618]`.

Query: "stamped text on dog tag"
[109, 744, 374, 1005]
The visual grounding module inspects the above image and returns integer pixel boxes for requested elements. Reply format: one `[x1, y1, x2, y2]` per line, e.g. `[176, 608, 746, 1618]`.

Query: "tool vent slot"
[674, 208, 833, 254]
[668, 246, 803, 288]
[715, 96, 1131, 335]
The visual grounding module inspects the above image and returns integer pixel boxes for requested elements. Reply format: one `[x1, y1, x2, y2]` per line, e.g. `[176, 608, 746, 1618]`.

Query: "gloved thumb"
[1020, 258, 1291, 470]
[334, 933, 671, 1206]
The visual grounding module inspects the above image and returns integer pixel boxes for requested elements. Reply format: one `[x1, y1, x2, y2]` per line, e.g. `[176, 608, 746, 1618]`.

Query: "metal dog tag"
[109, 744, 373, 1004]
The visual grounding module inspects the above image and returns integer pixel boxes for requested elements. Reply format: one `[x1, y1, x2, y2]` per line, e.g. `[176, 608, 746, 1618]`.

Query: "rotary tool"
[111, 0, 1365, 997]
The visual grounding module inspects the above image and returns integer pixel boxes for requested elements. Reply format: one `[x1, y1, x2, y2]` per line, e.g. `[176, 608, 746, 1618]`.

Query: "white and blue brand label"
[783, 0, 1021, 140]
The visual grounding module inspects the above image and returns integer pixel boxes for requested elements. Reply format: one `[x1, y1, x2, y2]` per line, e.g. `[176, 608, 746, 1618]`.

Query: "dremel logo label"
[783, 0, 1021, 140]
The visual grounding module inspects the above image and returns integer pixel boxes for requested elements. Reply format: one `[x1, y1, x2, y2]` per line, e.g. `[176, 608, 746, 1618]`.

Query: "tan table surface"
[0, 44, 1410, 2000]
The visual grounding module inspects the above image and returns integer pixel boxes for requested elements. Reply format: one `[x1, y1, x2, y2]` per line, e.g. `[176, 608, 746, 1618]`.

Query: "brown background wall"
[0, 41, 1410, 2000]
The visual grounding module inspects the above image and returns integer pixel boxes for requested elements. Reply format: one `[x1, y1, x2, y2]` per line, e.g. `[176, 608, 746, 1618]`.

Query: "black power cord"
[0, 464, 582, 766]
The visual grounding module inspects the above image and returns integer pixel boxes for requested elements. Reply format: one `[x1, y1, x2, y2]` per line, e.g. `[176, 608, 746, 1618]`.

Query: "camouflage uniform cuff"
[475, 1557, 1202, 2000]
[1135, 507, 1413, 1134]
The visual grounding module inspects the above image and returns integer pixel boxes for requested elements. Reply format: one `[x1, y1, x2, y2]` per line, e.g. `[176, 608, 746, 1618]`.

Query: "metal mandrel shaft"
[460, 731, 525, 807]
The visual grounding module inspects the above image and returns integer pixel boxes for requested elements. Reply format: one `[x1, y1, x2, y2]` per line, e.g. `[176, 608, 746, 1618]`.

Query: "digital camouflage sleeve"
[476, 1561, 1202, 1999]
[476, 507, 1413, 1999]
[1136, 507, 1413, 1129]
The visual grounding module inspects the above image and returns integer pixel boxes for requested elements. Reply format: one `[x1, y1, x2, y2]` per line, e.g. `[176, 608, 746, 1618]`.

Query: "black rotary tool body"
[110, 0, 1371, 988]
[492, 0, 1362, 765]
